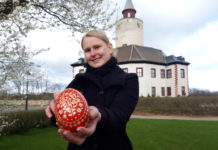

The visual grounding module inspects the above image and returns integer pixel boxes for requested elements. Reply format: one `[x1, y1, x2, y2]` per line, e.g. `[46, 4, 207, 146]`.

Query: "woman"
[45, 30, 139, 150]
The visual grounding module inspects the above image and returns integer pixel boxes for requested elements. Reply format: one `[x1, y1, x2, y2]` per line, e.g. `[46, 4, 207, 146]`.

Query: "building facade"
[71, 0, 190, 97]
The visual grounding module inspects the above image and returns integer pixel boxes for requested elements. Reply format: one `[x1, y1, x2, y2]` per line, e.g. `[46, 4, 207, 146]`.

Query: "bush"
[0, 109, 51, 136]
[135, 96, 218, 116]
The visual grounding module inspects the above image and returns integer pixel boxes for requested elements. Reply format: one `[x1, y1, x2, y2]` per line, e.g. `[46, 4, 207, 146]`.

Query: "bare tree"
[0, 39, 47, 94]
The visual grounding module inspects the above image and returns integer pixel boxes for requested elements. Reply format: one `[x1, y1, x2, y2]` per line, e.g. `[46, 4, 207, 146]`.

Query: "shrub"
[135, 96, 218, 116]
[0, 109, 51, 136]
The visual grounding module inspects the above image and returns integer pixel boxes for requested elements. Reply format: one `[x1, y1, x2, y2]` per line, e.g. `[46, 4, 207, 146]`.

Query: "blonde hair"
[81, 30, 115, 56]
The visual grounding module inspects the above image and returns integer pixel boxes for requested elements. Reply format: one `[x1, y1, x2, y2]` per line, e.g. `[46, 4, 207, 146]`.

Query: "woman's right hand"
[58, 106, 101, 145]
[45, 92, 61, 118]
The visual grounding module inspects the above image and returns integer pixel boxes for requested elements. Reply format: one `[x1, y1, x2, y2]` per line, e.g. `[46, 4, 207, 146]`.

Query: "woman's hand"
[45, 92, 61, 118]
[58, 106, 101, 145]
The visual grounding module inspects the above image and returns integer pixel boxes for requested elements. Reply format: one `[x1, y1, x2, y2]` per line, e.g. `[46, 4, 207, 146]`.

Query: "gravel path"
[131, 115, 218, 121]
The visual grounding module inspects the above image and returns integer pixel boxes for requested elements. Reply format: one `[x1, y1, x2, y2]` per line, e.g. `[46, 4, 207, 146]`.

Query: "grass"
[1, 119, 218, 150]
[0, 127, 67, 150]
[128, 118, 218, 150]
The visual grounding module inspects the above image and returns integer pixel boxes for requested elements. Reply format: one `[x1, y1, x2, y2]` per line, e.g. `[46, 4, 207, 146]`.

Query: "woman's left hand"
[58, 106, 101, 145]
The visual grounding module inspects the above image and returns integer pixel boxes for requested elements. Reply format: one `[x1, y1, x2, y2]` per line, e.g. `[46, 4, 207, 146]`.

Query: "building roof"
[71, 45, 190, 67]
[124, 0, 135, 10]
[116, 45, 165, 63]
[71, 58, 85, 67]
[115, 45, 190, 65]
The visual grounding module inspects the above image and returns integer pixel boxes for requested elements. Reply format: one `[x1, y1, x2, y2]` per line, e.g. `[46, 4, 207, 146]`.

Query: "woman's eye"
[84, 48, 91, 53]
[94, 45, 100, 49]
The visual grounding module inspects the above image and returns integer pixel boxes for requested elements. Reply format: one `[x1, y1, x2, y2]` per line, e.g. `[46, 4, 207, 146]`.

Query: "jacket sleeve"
[97, 73, 139, 132]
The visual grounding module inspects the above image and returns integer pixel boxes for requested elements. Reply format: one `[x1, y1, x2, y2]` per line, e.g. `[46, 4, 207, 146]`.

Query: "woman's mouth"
[91, 57, 100, 63]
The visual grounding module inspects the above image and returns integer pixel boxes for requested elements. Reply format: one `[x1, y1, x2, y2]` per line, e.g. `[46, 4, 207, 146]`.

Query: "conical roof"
[124, 0, 135, 10]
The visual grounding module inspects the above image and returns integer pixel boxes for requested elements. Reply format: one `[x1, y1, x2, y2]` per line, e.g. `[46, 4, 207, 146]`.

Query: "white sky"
[26, 0, 218, 92]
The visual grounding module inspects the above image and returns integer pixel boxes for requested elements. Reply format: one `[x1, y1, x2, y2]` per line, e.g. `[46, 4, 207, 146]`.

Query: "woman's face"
[82, 36, 113, 68]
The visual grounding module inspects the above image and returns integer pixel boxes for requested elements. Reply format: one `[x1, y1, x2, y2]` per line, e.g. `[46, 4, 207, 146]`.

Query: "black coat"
[66, 58, 139, 150]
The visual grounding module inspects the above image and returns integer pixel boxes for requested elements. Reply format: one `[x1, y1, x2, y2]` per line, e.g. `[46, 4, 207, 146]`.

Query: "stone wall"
[0, 100, 50, 107]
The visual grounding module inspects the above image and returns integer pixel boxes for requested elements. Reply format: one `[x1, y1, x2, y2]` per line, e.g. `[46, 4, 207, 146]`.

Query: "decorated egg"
[55, 88, 89, 131]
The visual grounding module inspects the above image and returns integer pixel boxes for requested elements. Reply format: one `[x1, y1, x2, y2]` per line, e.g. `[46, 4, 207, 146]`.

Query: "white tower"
[115, 0, 144, 47]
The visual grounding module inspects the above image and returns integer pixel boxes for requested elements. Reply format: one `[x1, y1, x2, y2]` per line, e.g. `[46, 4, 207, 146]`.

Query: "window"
[161, 69, 165, 78]
[137, 22, 140, 28]
[181, 86, 186, 96]
[127, 12, 131, 17]
[167, 87, 171, 96]
[152, 87, 156, 97]
[136, 68, 143, 77]
[151, 68, 156, 78]
[122, 68, 128, 73]
[79, 69, 85, 73]
[181, 69, 185, 78]
[166, 69, 172, 78]
[161, 87, 165, 96]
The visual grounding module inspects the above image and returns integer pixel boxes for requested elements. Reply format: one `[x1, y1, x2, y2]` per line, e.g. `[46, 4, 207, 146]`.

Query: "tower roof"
[122, 0, 136, 18]
[124, 0, 135, 10]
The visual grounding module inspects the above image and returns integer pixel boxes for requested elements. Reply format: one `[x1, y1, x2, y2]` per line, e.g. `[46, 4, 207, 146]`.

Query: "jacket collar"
[102, 66, 127, 89]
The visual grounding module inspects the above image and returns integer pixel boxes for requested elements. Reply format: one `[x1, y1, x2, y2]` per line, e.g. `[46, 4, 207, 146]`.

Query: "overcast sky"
[26, 0, 218, 92]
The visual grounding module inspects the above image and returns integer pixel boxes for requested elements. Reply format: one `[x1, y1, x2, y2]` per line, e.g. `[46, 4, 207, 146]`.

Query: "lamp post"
[25, 71, 31, 111]
[25, 80, 29, 110]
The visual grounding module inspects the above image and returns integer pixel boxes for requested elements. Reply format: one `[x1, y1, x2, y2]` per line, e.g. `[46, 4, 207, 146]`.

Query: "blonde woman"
[45, 30, 139, 150]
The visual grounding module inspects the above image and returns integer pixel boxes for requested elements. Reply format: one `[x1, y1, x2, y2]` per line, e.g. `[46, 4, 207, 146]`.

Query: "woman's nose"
[90, 49, 96, 56]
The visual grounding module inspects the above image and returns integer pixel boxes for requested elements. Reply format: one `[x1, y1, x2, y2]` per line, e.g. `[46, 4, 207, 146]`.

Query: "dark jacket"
[66, 57, 139, 150]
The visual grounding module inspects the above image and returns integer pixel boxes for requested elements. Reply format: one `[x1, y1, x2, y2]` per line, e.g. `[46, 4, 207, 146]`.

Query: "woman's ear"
[108, 43, 113, 54]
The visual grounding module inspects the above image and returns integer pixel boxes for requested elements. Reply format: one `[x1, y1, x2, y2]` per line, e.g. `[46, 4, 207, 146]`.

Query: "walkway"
[131, 115, 218, 121]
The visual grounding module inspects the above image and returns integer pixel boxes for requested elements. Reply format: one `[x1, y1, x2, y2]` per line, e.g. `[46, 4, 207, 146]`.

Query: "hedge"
[0, 109, 52, 136]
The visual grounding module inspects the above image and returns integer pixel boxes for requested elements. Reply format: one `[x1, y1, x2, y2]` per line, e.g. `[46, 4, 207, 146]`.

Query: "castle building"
[71, 0, 190, 97]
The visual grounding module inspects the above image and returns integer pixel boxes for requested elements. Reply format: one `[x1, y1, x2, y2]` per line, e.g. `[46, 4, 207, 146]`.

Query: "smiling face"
[82, 36, 113, 68]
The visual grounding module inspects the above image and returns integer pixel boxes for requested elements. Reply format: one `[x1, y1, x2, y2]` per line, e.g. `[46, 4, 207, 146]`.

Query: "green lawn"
[0, 127, 67, 150]
[128, 118, 218, 150]
[1, 118, 218, 150]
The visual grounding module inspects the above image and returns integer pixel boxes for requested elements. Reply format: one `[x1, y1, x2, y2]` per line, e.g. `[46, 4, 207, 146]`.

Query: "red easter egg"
[55, 88, 89, 131]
